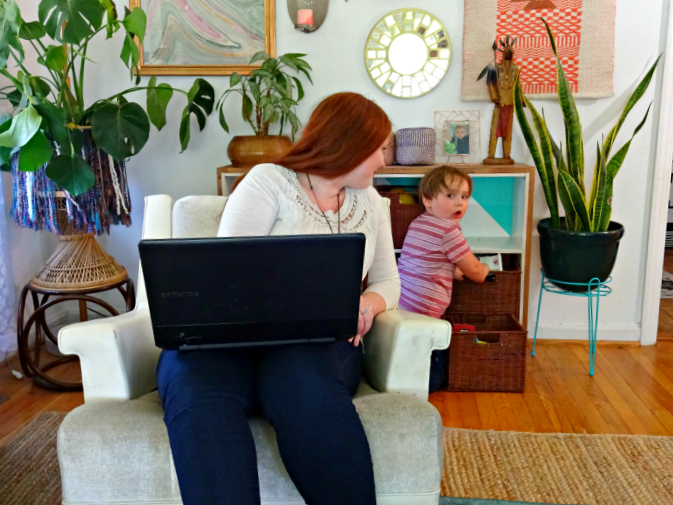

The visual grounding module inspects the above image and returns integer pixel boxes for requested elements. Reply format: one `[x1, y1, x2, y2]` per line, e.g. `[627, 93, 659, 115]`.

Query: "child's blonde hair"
[419, 165, 473, 202]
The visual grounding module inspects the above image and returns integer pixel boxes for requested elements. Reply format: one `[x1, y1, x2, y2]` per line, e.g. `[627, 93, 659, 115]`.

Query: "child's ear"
[422, 195, 432, 209]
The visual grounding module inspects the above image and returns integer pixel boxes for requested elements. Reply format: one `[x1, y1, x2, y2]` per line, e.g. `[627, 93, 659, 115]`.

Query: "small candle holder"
[287, 0, 328, 33]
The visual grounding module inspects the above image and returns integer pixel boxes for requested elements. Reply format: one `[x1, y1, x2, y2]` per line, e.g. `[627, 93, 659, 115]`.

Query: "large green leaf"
[0, 0, 24, 67]
[230, 72, 242, 88]
[38, 0, 104, 44]
[287, 110, 301, 137]
[99, 0, 118, 38]
[513, 74, 560, 228]
[34, 100, 68, 144]
[524, 93, 560, 228]
[120, 31, 139, 69]
[19, 20, 46, 40]
[542, 18, 584, 189]
[42, 44, 67, 72]
[279, 55, 299, 72]
[18, 130, 53, 171]
[28, 76, 52, 99]
[291, 76, 304, 101]
[606, 104, 652, 180]
[178, 79, 214, 152]
[90, 101, 150, 159]
[122, 6, 146, 44]
[248, 80, 262, 102]
[242, 94, 253, 121]
[602, 56, 661, 159]
[187, 78, 214, 115]
[590, 144, 609, 232]
[548, 135, 577, 230]
[45, 153, 94, 195]
[6, 89, 22, 107]
[0, 104, 42, 148]
[218, 104, 229, 133]
[146, 77, 173, 131]
[596, 175, 615, 232]
[558, 169, 591, 230]
[249, 51, 269, 64]
[179, 109, 190, 152]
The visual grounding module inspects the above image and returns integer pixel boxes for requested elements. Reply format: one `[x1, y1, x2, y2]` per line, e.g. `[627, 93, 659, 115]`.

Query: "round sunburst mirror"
[365, 8, 452, 99]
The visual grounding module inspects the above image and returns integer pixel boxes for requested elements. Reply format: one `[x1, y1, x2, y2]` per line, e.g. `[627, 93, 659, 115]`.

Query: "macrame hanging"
[10, 130, 132, 236]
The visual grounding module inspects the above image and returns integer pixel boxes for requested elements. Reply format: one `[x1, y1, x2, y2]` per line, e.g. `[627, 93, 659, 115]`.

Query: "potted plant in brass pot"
[217, 52, 312, 169]
[514, 19, 659, 291]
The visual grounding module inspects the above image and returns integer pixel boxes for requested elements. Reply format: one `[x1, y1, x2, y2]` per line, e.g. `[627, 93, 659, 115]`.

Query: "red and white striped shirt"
[397, 213, 470, 318]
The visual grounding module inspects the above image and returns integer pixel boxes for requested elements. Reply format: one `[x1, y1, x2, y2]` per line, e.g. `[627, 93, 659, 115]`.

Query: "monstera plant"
[0, 0, 214, 196]
[514, 18, 659, 289]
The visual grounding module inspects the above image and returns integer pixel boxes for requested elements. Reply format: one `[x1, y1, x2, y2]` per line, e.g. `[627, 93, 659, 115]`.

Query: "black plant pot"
[538, 218, 624, 292]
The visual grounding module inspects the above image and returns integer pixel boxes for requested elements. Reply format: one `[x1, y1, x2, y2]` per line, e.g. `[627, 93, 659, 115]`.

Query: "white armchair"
[57, 195, 451, 505]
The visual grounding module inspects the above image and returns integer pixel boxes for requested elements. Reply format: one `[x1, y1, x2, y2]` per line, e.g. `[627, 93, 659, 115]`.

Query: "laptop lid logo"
[161, 291, 199, 298]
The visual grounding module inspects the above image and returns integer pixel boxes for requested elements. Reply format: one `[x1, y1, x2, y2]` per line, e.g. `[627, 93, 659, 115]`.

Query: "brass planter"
[227, 135, 292, 169]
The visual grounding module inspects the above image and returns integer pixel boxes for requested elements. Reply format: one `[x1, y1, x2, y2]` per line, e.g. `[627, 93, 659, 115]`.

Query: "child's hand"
[454, 267, 464, 281]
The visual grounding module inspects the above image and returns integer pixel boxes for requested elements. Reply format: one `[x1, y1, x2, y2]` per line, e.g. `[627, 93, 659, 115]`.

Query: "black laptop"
[138, 234, 366, 350]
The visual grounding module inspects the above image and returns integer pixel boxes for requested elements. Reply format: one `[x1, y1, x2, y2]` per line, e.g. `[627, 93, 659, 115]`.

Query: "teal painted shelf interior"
[374, 174, 524, 254]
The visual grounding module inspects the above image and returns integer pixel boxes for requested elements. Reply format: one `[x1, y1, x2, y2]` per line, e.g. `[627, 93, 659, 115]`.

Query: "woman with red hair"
[157, 92, 400, 505]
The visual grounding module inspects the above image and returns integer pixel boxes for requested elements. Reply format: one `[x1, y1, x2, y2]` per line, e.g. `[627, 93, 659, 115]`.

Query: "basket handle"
[475, 336, 502, 346]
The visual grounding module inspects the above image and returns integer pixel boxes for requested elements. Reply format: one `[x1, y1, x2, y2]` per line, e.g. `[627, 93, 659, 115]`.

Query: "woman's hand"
[349, 297, 374, 347]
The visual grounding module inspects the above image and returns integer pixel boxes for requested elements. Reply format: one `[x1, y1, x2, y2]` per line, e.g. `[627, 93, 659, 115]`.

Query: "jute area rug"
[5, 413, 673, 505]
[442, 428, 673, 504]
[0, 412, 65, 505]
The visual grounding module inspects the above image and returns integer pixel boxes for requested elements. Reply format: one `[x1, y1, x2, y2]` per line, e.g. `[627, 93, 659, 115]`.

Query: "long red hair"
[275, 92, 391, 178]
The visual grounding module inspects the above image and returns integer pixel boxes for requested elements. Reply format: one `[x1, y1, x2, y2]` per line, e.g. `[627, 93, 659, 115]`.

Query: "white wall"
[3, 0, 668, 341]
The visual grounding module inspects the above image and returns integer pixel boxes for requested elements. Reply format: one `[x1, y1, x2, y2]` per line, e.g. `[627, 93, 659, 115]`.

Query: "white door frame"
[641, 0, 673, 345]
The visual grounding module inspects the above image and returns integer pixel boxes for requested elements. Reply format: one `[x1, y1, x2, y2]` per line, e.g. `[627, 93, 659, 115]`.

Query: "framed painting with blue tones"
[129, 0, 276, 75]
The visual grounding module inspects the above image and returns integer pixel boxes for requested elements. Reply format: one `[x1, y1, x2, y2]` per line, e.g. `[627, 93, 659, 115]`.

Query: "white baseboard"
[530, 323, 641, 342]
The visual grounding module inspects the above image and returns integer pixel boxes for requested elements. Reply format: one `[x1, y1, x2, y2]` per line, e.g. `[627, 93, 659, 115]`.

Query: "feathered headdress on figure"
[477, 35, 518, 85]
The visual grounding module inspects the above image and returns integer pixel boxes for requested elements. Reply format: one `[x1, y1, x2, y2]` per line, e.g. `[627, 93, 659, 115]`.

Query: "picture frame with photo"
[434, 110, 481, 164]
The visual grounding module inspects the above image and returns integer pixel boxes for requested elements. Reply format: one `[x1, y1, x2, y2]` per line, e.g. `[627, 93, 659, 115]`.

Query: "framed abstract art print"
[129, 0, 276, 76]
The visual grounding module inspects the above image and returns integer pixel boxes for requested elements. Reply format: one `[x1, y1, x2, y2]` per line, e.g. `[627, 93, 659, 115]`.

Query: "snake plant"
[514, 18, 660, 232]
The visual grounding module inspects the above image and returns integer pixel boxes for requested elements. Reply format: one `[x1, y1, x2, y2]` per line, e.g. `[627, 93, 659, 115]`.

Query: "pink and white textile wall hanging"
[462, 0, 616, 100]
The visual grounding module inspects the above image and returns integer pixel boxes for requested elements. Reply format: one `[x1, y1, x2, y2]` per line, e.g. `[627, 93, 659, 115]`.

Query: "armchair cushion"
[58, 391, 443, 505]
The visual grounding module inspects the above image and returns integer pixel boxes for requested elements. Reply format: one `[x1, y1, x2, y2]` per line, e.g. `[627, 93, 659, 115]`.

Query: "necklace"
[306, 173, 341, 234]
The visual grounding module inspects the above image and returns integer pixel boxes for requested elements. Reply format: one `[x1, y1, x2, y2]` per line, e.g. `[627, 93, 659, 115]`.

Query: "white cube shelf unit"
[217, 164, 535, 326]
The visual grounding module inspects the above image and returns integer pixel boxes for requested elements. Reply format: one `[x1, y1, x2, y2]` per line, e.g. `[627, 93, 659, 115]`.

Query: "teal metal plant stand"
[532, 270, 612, 376]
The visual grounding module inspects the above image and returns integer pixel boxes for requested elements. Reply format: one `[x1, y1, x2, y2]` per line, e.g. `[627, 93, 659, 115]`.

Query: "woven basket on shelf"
[395, 127, 436, 165]
[377, 190, 425, 249]
[442, 313, 527, 392]
[447, 268, 521, 316]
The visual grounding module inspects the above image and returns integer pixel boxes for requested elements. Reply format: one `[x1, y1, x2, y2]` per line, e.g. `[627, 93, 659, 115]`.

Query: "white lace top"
[217, 163, 401, 309]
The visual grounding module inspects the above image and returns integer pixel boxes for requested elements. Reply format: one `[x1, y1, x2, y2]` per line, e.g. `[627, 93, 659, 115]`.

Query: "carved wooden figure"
[479, 36, 518, 165]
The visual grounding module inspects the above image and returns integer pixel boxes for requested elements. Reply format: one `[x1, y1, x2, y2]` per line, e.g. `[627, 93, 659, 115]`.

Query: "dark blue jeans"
[156, 341, 375, 505]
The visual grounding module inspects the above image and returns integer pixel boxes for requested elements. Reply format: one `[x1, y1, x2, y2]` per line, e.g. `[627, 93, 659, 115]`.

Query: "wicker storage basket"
[377, 190, 425, 249]
[447, 263, 521, 316]
[395, 127, 436, 165]
[384, 131, 396, 166]
[442, 313, 527, 392]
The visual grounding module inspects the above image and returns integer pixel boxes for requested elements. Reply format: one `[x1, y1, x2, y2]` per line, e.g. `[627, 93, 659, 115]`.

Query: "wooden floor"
[4, 251, 673, 442]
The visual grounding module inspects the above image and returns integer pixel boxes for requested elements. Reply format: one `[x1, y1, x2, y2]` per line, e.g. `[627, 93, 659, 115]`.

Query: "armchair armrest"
[363, 309, 451, 400]
[58, 308, 160, 403]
